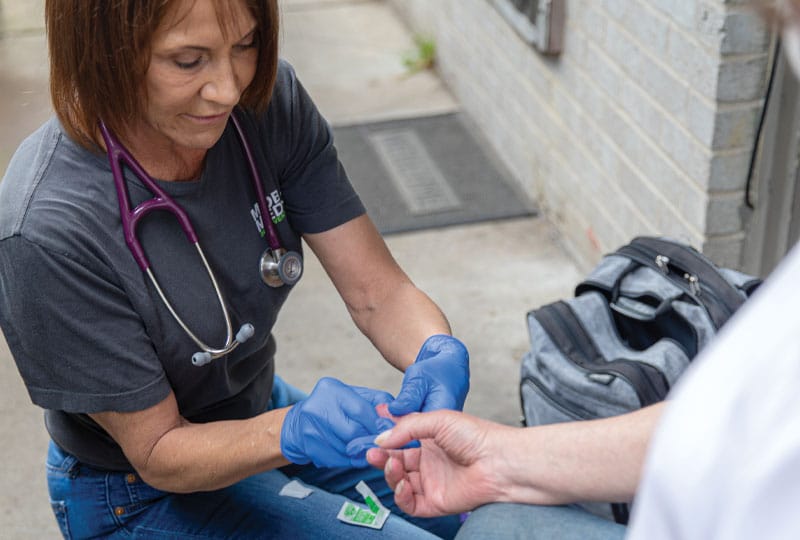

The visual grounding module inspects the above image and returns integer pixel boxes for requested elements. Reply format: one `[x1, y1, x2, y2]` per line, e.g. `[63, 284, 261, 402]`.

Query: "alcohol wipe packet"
[336, 481, 391, 529]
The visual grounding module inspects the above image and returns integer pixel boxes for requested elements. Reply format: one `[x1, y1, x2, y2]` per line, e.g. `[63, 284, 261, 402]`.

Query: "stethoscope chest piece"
[260, 248, 303, 287]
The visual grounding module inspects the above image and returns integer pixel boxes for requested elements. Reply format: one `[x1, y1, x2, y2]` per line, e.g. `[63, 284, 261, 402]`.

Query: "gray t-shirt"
[0, 60, 365, 470]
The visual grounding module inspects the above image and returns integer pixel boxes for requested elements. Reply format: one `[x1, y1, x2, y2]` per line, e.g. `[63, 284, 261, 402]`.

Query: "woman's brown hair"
[45, 0, 279, 151]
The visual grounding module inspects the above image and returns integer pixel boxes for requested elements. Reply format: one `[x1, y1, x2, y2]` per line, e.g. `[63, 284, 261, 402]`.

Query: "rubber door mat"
[333, 113, 536, 235]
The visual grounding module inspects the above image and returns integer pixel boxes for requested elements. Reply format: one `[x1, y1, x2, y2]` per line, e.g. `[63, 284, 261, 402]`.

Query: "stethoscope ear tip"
[237, 323, 255, 343]
[192, 351, 213, 367]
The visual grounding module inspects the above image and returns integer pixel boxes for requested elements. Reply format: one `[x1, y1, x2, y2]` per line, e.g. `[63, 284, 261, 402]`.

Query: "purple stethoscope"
[98, 110, 303, 367]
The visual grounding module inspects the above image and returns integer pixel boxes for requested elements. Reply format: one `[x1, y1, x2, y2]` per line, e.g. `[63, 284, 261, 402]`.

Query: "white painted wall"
[389, 0, 772, 270]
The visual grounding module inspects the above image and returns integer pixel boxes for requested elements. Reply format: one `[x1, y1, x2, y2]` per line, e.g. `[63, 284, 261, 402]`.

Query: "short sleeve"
[0, 235, 170, 413]
[261, 61, 365, 233]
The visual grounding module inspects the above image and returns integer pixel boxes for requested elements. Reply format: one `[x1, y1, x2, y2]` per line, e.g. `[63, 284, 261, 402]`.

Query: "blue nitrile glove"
[345, 416, 398, 461]
[388, 334, 470, 416]
[280, 377, 395, 468]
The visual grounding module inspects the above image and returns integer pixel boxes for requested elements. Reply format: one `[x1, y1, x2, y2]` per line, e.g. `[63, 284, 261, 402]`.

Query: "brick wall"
[388, 0, 772, 270]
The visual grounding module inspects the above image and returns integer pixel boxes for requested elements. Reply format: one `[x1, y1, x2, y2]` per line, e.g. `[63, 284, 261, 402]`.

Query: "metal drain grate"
[368, 129, 461, 215]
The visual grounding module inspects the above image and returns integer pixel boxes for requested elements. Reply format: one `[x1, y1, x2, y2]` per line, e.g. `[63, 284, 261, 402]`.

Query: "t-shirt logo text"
[250, 190, 286, 237]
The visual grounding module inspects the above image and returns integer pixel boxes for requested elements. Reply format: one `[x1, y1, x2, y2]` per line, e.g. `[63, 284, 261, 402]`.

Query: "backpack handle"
[609, 295, 672, 322]
[604, 260, 676, 322]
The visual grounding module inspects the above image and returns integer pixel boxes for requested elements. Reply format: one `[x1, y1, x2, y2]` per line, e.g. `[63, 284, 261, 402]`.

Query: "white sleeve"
[627, 245, 800, 540]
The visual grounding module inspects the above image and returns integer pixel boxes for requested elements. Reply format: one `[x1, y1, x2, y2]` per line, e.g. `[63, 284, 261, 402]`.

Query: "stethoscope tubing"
[99, 121, 198, 272]
[229, 111, 282, 252]
[144, 248, 238, 359]
[98, 111, 280, 366]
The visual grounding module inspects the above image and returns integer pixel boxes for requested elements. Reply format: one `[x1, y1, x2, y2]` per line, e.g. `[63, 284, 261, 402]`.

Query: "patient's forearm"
[495, 403, 665, 504]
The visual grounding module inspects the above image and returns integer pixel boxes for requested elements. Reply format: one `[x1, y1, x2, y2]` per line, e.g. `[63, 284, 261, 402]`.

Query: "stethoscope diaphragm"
[260, 248, 303, 287]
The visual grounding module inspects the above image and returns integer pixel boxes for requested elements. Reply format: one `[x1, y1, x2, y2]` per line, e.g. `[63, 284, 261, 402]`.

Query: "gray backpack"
[519, 236, 761, 522]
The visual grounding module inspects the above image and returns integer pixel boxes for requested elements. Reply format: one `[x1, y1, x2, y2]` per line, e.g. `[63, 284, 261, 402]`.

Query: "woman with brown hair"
[0, 0, 467, 537]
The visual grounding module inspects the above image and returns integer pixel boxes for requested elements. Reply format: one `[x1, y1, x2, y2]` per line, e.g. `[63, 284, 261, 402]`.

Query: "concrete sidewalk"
[0, 1, 581, 537]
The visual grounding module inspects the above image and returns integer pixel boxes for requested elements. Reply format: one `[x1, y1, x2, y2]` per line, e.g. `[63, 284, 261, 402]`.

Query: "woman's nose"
[201, 59, 242, 106]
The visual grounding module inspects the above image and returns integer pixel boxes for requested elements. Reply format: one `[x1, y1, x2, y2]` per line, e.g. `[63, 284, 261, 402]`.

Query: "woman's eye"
[174, 56, 202, 69]
[237, 33, 259, 50]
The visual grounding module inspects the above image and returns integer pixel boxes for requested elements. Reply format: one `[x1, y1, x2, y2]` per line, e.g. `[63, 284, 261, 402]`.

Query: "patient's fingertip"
[374, 429, 392, 446]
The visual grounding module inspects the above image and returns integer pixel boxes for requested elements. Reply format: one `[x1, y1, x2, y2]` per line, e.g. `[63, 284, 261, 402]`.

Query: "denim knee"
[456, 502, 626, 540]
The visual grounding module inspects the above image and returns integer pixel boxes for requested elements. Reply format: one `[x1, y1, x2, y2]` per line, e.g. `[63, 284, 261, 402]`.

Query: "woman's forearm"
[141, 408, 290, 493]
[303, 217, 451, 372]
[350, 280, 451, 371]
[94, 404, 290, 494]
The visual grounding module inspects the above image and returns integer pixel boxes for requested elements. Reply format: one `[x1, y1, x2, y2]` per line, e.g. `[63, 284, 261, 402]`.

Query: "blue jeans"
[455, 503, 626, 540]
[46, 377, 461, 539]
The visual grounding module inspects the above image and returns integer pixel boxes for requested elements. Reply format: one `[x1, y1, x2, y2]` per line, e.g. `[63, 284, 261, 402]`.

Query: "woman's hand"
[388, 334, 470, 415]
[280, 377, 395, 468]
